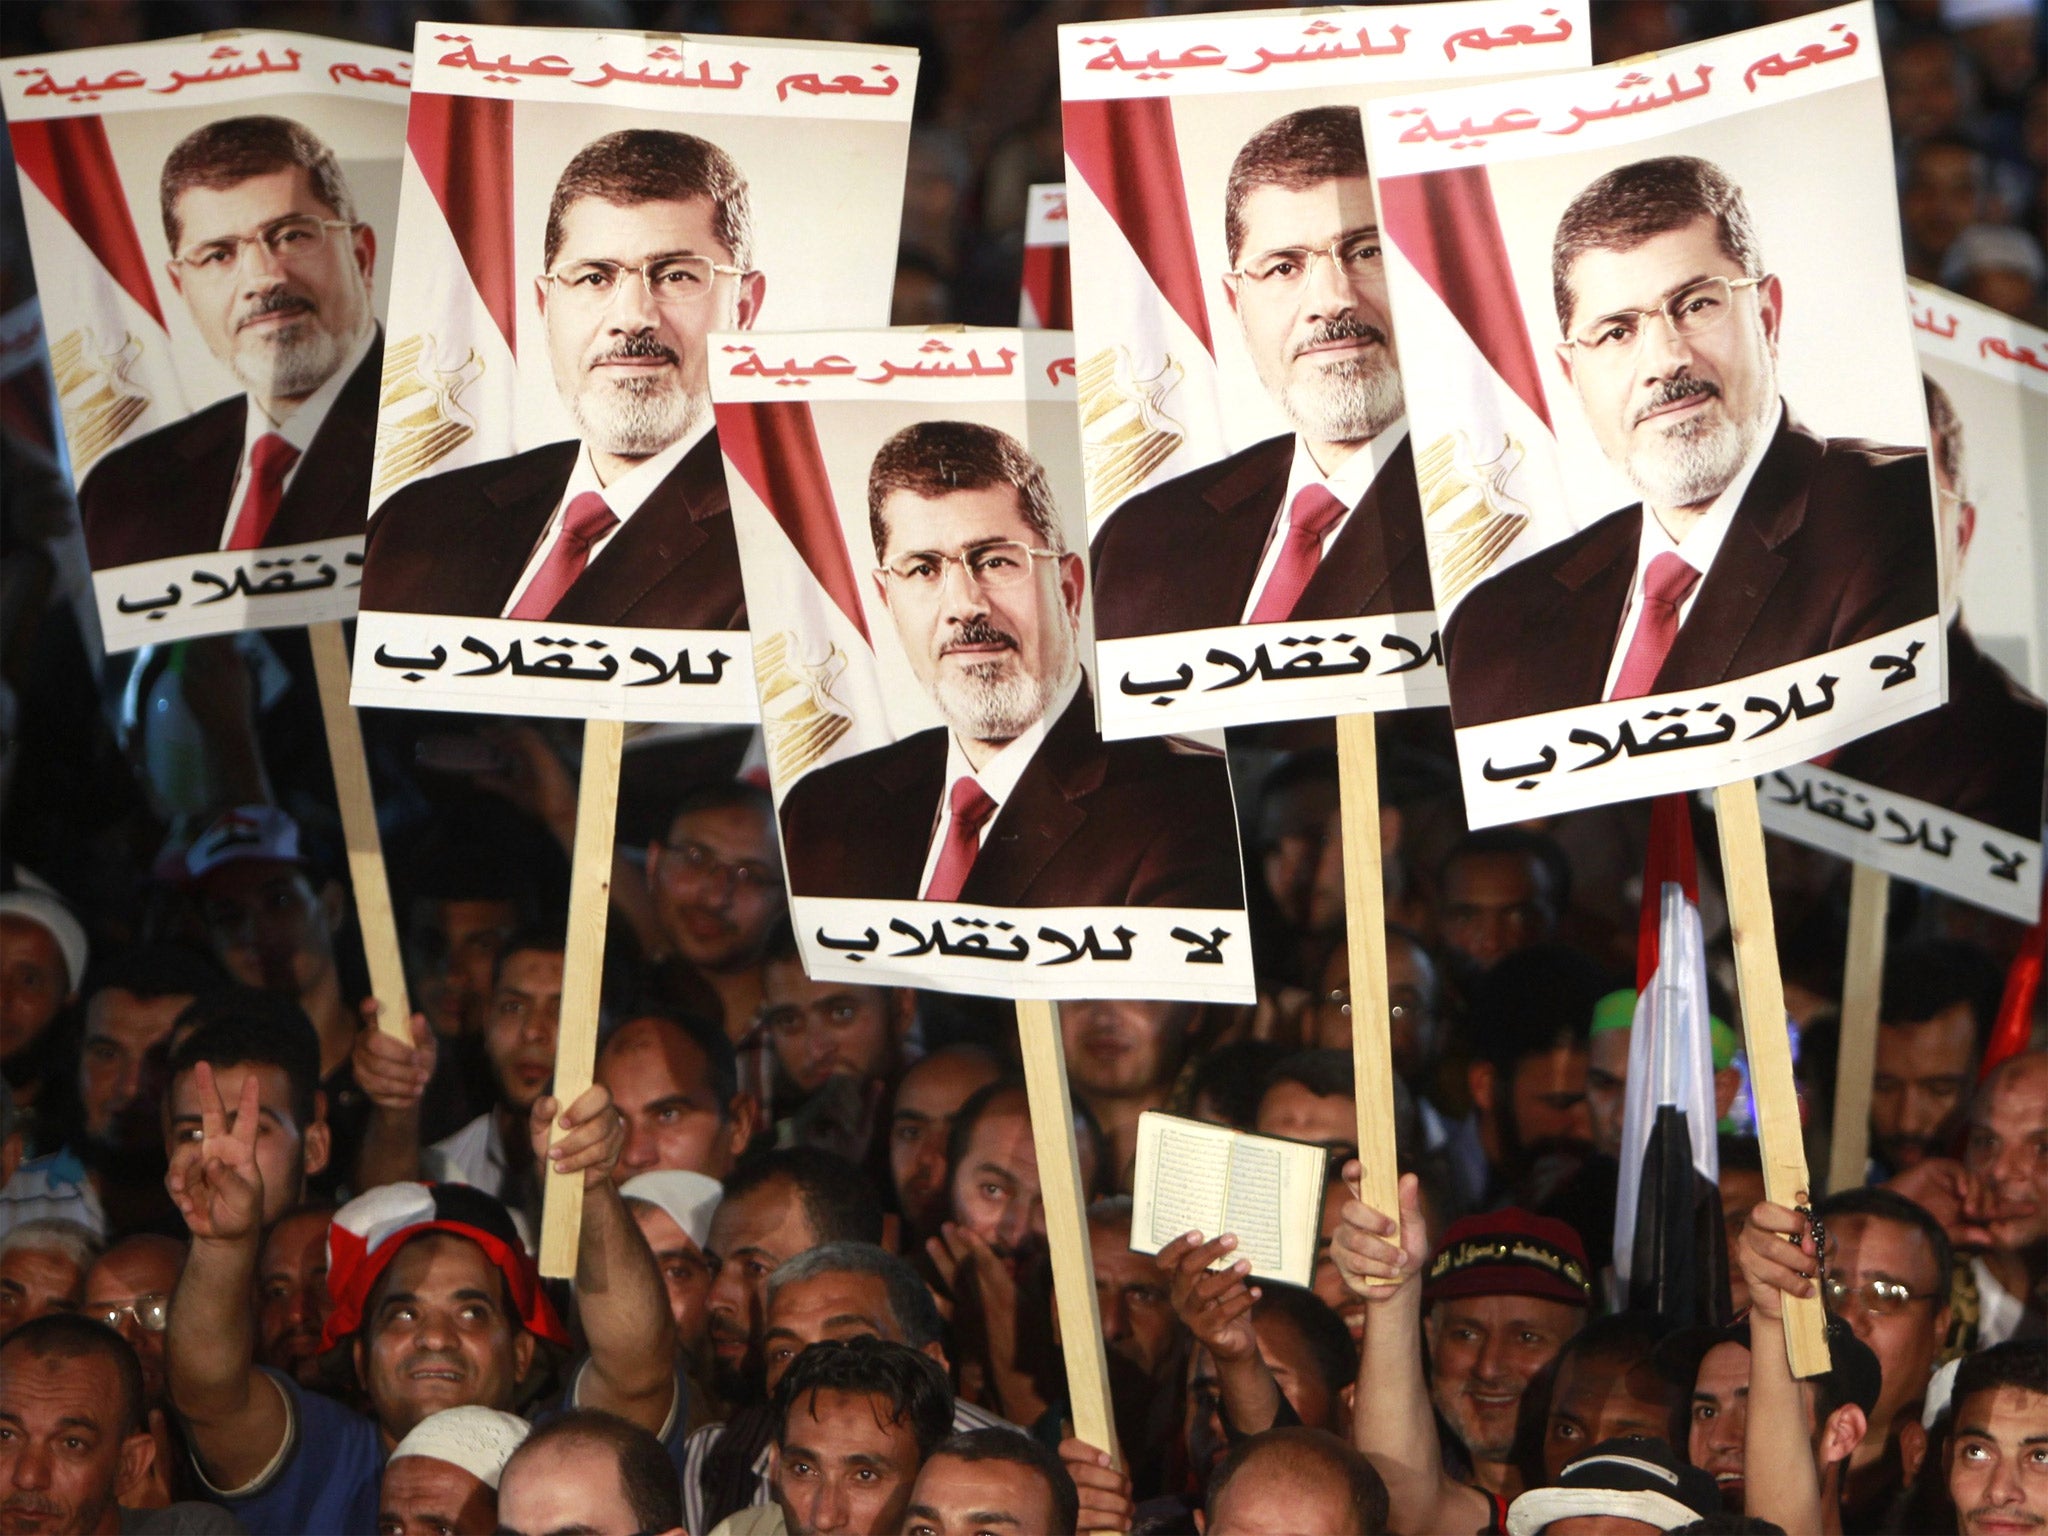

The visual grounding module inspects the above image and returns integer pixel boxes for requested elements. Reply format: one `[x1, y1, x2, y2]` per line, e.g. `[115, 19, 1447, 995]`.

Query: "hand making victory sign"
[166, 1061, 266, 1244]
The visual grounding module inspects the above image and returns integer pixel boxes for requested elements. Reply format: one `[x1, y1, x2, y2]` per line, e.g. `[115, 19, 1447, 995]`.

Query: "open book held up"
[1128, 1111, 1329, 1287]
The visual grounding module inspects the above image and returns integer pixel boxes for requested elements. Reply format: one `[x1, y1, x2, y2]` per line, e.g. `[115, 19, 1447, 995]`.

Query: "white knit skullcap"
[0, 884, 87, 999]
[389, 1406, 531, 1489]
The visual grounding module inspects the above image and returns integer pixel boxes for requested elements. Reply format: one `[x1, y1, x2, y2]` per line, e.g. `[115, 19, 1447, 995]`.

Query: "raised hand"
[1157, 1230, 1260, 1364]
[530, 1082, 624, 1190]
[353, 999, 436, 1113]
[1329, 1165, 1427, 1300]
[165, 1063, 265, 1244]
[1885, 1157, 1994, 1248]
[1058, 1439, 1134, 1533]
[1737, 1198, 1819, 1322]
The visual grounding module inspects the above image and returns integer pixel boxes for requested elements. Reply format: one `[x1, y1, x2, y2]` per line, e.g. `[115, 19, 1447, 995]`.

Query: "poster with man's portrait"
[1758, 284, 2046, 921]
[1057, 1, 1590, 739]
[350, 24, 916, 723]
[709, 328, 1254, 1003]
[1365, 1, 1944, 826]
[4, 32, 410, 650]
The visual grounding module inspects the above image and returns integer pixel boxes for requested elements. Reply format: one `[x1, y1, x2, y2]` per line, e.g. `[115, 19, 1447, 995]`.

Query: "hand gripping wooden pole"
[1827, 863, 1892, 1195]
[307, 621, 410, 1041]
[538, 718, 625, 1279]
[1336, 714, 1402, 1260]
[1014, 998, 1123, 1530]
[1713, 778, 1831, 1376]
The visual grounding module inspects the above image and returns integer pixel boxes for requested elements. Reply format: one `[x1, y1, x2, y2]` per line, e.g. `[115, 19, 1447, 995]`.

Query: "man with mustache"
[1089, 106, 1431, 639]
[79, 115, 381, 570]
[1445, 155, 1936, 724]
[777, 420, 1241, 909]
[362, 128, 760, 627]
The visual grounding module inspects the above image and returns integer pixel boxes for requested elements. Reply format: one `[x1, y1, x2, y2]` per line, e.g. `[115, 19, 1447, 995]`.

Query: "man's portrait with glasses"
[777, 418, 1243, 910]
[1442, 154, 1938, 727]
[1090, 105, 1434, 644]
[78, 114, 383, 571]
[362, 127, 761, 629]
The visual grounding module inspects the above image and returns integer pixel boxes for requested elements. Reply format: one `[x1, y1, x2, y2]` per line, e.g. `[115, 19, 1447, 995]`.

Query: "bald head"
[1206, 1427, 1387, 1536]
[1967, 1051, 2048, 1253]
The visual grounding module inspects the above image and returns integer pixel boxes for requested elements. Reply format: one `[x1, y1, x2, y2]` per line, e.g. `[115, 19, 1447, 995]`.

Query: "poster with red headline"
[1058, 1, 1589, 740]
[3, 31, 410, 650]
[709, 328, 1254, 1004]
[1020, 184, 1070, 330]
[1365, 2, 1943, 826]
[1758, 283, 2045, 921]
[350, 24, 915, 723]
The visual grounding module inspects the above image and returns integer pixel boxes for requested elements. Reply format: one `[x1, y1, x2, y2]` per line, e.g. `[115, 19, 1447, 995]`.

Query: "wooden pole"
[1713, 778, 1832, 1376]
[1827, 863, 1892, 1195]
[538, 718, 625, 1279]
[1335, 713, 1402, 1261]
[307, 621, 410, 1041]
[1014, 997, 1123, 1529]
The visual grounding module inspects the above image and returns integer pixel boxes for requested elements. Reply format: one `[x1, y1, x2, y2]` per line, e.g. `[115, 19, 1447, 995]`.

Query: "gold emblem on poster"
[755, 630, 854, 780]
[49, 327, 149, 470]
[1416, 429, 1531, 604]
[373, 334, 484, 495]
[1078, 346, 1184, 511]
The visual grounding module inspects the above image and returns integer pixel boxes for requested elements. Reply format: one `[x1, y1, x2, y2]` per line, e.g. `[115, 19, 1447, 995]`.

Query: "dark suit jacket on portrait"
[79, 332, 382, 570]
[1831, 622, 2047, 842]
[360, 431, 744, 630]
[1088, 432, 1435, 641]
[1442, 411, 1937, 727]
[779, 682, 1244, 909]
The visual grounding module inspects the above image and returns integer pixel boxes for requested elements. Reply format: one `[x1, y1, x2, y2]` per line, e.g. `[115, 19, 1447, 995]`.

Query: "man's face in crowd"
[1426, 1293, 1583, 1464]
[773, 1388, 925, 1536]
[1224, 172, 1402, 451]
[538, 193, 758, 462]
[497, 1438, 652, 1536]
[890, 1051, 1001, 1241]
[1871, 1005, 1978, 1170]
[423, 899, 518, 1039]
[168, 1060, 328, 1225]
[951, 1098, 1048, 1276]
[80, 988, 191, 1143]
[601, 1016, 747, 1182]
[762, 1270, 923, 1395]
[762, 962, 906, 1097]
[377, 1454, 496, 1536]
[257, 1207, 333, 1386]
[1949, 1385, 2048, 1536]
[1825, 1213, 1948, 1433]
[1207, 1451, 1366, 1536]
[904, 1452, 1059, 1536]
[1254, 1309, 1344, 1437]
[1508, 1046, 1594, 1155]
[1260, 777, 1338, 933]
[484, 948, 563, 1113]
[1314, 1180, 1369, 1342]
[166, 165, 374, 404]
[84, 1239, 182, 1405]
[355, 1233, 534, 1445]
[646, 802, 785, 977]
[1310, 936, 1436, 1084]
[0, 1346, 151, 1536]
[1888, 38, 1964, 141]
[1062, 1001, 1187, 1101]
[873, 484, 1084, 751]
[1557, 215, 1781, 516]
[629, 1202, 716, 1354]
[1541, 1351, 1675, 1485]
[1256, 1081, 1357, 1165]
[1439, 852, 1555, 976]
[1903, 144, 1983, 263]
[0, 1250, 84, 1337]
[1689, 1341, 1750, 1511]
[0, 918, 67, 1063]
[196, 861, 339, 1002]
[706, 1177, 820, 1400]
[1966, 1054, 2048, 1255]
[1587, 1027, 1630, 1160]
[1718, 1165, 1767, 1314]
[1092, 1214, 1178, 1379]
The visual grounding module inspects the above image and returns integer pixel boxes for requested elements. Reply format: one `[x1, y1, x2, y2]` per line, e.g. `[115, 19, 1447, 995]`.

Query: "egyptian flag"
[1614, 796, 1730, 1325]
[8, 116, 187, 480]
[1982, 884, 2046, 1080]
[369, 92, 518, 511]
[1019, 183, 1072, 330]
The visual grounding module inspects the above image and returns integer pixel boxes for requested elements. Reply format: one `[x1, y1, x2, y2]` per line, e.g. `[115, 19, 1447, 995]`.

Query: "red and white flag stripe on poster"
[369, 92, 518, 514]
[1019, 183, 1071, 331]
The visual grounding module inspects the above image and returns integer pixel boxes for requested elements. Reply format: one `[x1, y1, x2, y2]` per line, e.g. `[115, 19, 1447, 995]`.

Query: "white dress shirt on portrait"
[1239, 417, 1409, 624]
[915, 669, 1083, 896]
[213, 325, 376, 550]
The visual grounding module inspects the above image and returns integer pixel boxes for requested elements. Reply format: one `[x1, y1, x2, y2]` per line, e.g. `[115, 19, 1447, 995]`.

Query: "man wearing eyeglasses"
[84, 1234, 184, 1408]
[78, 115, 381, 571]
[1089, 106, 1432, 641]
[1444, 154, 1936, 726]
[362, 128, 761, 628]
[777, 419, 1241, 910]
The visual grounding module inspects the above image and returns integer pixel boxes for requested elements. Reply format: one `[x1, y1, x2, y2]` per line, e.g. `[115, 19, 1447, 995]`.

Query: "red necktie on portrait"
[508, 491, 619, 621]
[226, 433, 301, 551]
[1610, 551, 1702, 700]
[1248, 483, 1348, 625]
[922, 775, 999, 903]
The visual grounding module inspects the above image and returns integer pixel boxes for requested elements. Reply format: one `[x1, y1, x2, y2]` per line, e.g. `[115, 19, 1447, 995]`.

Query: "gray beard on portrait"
[1623, 364, 1778, 512]
[1278, 344, 1405, 448]
[233, 306, 355, 401]
[934, 613, 1080, 747]
[574, 367, 704, 458]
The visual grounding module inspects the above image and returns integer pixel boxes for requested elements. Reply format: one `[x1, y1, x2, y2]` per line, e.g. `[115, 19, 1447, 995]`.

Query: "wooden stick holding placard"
[1827, 863, 1892, 1195]
[1713, 778, 1831, 1376]
[1335, 713, 1402, 1262]
[1014, 998, 1123, 1518]
[538, 719, 625, 1279]
[307, 620, 410, 1042]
